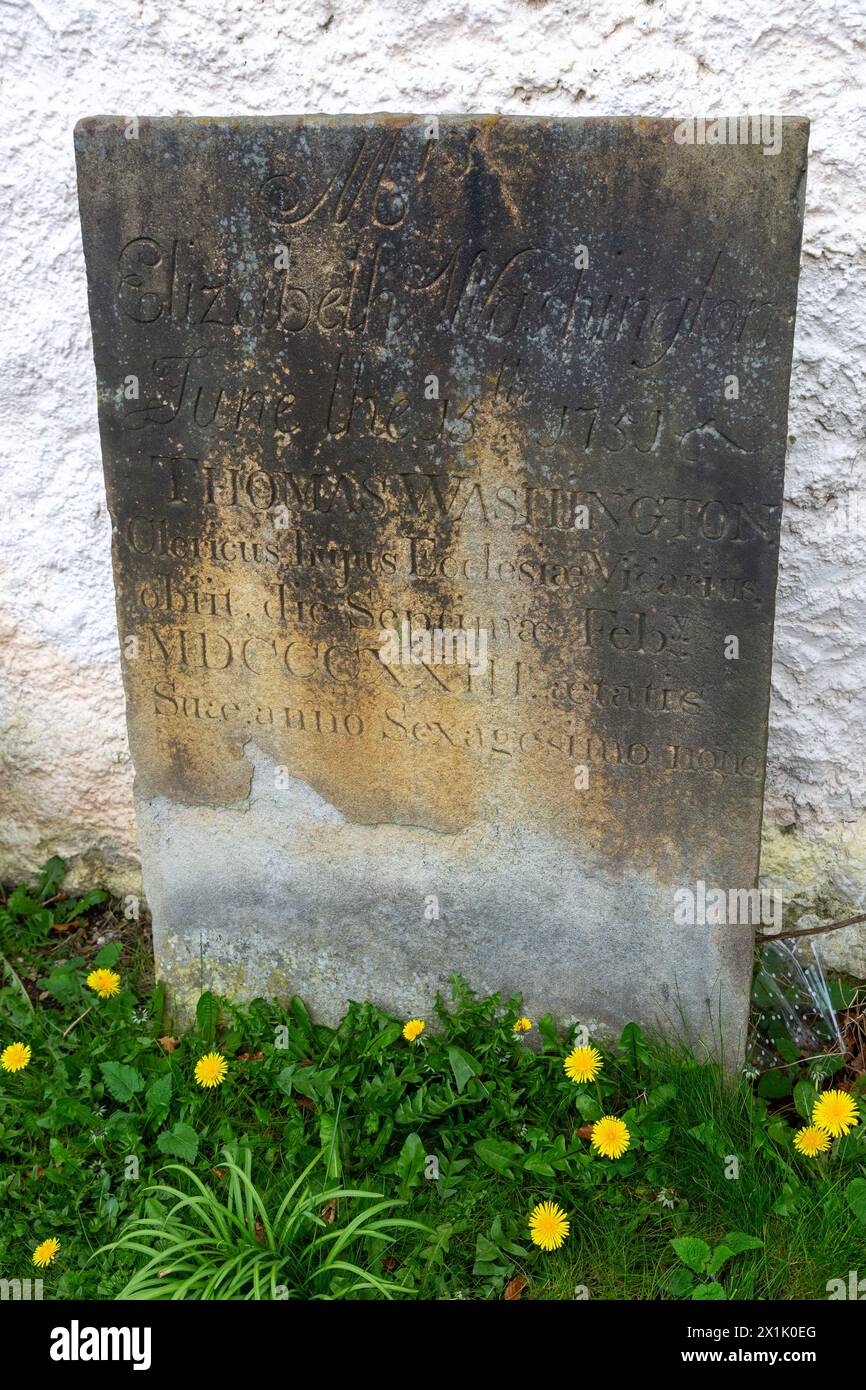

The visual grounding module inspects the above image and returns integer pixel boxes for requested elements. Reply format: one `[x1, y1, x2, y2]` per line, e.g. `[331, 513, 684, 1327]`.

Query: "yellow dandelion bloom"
[590, 1115, 631, 1159]
[1, 1042, 32, 1073]
[194, 1052, 228, 1089]
[85, 968, 121, 999]
[513, 1017, 532, 1033]
[563, 1044, 603, 1084]
[33, 1237, 60, 1268]
[793, 1125, 831, 1158]
[812, 1088, 860, 1138]
[403, 1019, 425, 1042]
[528, 1200, 570, 1251]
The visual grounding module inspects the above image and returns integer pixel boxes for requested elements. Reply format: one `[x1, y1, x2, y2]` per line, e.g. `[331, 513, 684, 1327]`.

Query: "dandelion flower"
[528, 1201, 569, 1251]
[86, 968, 121, 999]
[513, 1018, 532, 1033]
[403, 1019, 425, 1042]
[194, 1052, 228, 1089]
[33, 1237, 60, 1268]
[564, 1044, 603, 1084]
[1, 1042, 31, 1073]
[793, 1125, 831, 1157]
[590, 1115, 631, 1159]
[812, 1089, 859, 1138]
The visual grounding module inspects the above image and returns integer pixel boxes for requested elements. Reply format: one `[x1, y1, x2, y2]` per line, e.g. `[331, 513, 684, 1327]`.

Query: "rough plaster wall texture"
[1, 1, 865, 952]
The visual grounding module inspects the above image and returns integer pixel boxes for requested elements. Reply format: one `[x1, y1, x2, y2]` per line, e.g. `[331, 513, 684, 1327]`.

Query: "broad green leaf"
[473, 1231, 508, 1276]
[670, 1236, 711, 1274]
[319, 1111, 342, 1181]
[61, 891, 108, 922]
[772, 1182, 805, 1217]
[706, 1245, 734, 1277]
[523, 1154, 556, 1177]
[721, 1231, 764, 1255]
[757, 1068, 792, 1099]
[8, 886, 42, 917]
[668, 1266, 695, 1297]
[536, 1013, 558, 1047]
[289, 1067, 326, 1101]
[104, 1111, 140, 1146]
[367, 1022, 403, 1053]
[448, 1046, 481, 1094]
[37, 856, 66, 898]
[221, 1027, 243, 1055]
[815, 1053, 847, 1076]
[41, 962, 84, 1007]
[775, 1037, 801, 1064]
[473, 1137, 523, 1176]
[156, 1122, 199, 1162]
[488, 1213, 527, 1259]
[688, 1119, 723, 1151]
[146, 1073, 172, 1126]
[648, 1083, 678, 1109]
[641, 1120, 671, 1151]
[275, 1065, 296, 1097]
[692, 1282, 727, 1300]
[289, 995, 312, 1036]
[829, 979, 857, 1010]
[845, 1177, 866, 1224]
[49, 1137, 82, 1171]
[395, 1132, 426, 1189]
[93, 941, 122, 969]
[619, 1021, 650, 1068]
[836, 1129, 865, 1163]
[196, 991, 219, 1045]
[766, 1118, 791, 1144]
[100, 1061, 145, 1103]
[573, 1092, 602, 1122]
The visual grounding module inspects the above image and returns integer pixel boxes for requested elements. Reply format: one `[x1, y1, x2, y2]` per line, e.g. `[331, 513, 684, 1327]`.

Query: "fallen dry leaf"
[504, 1275, 528, 1301]
[294, 1096, 314, 1112]
[254, 1219, 266, 1244]
[576, 1124, 594, 1140]
[382, 1256, 400, 1272]
[212, 1168, 227, 1178]
[157, 1036, 180, 1053]
[320, 1200, 337, 1225]
[51, 919, 78, 934]
[237, 1051, 265, 1061]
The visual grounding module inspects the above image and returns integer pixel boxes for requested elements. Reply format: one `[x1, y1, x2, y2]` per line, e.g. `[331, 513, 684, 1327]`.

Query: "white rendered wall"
[1, 0, 864, 963]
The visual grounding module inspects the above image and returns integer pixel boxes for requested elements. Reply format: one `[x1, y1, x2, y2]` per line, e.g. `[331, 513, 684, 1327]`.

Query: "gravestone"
[75, 115, 808, 1057]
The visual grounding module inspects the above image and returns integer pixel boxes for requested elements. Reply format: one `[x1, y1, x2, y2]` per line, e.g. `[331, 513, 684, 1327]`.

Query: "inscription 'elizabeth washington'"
[117, 230, 781, 370]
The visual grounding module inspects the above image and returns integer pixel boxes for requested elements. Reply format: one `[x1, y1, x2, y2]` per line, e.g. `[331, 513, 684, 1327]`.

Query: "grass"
[1, 860, 865, 1301]
[101, 1148, 428, 1300]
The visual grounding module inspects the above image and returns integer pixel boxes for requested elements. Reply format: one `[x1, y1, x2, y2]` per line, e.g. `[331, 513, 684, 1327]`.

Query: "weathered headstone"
[75, 115, 808, 1057]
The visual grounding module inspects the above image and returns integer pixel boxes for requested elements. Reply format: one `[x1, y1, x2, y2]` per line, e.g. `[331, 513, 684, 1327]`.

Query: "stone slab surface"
[75, 114, 809, 1055]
